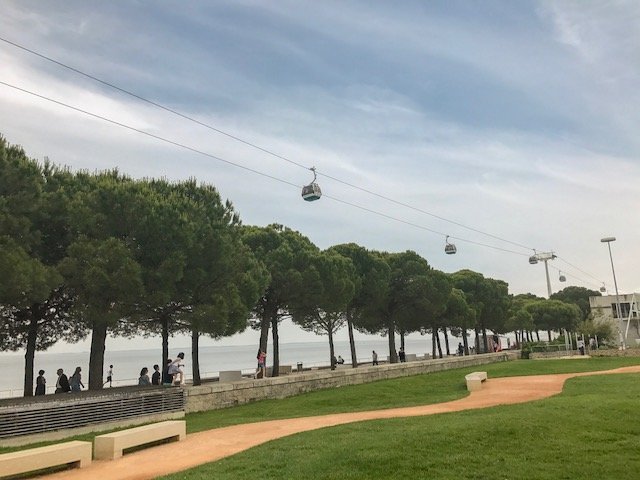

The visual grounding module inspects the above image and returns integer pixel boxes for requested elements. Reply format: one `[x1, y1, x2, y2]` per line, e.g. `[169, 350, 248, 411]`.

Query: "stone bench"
[465, 371, 488, 392]
[219, 370, 242, 382]
[265, 365, 292, 376]
[94, 420, 186, 460]
[0, 440, 92, 477]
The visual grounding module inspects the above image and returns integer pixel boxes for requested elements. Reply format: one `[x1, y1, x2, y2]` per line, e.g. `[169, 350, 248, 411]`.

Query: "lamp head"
[601, 237, 616, 243]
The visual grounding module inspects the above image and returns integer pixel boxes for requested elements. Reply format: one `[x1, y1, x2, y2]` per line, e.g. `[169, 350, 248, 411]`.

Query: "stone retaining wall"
[590, 348, 640, 357]
[185, 352, 517, 413]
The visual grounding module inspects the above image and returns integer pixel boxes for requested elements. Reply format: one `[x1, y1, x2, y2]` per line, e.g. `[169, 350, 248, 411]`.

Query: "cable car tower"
[529, 251, 569, 352]
[528, 251, 557, 296]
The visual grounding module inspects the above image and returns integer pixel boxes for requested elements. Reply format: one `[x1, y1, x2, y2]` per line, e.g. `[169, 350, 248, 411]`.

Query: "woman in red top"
[255, 349, 267, 379]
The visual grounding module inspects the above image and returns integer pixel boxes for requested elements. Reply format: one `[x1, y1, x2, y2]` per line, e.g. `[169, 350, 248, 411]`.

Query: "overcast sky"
[1, 1, 639, 352]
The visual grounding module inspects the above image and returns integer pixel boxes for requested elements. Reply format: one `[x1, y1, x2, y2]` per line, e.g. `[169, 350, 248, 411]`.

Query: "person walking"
[35, 370, 46, 396]
[138, 367, 151, 386]
[151, 364, 161, 385]
[168, 353, 185, 385]
[372, 350, 378, 366]
[69, 367, 84, 392]
[162, 359, 174, 386]
[104, 365, 113, 387]
[458, 342, 464, 356]
[255, 349, 267, 379]
[55, 368, 70, 394]
[399, 347, 406, 363]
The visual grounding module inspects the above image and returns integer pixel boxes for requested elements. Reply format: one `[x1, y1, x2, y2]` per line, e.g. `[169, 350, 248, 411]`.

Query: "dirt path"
[41, 365, 640, 480]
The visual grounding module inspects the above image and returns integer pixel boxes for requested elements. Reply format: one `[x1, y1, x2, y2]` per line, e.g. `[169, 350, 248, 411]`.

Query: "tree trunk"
[547, 330, 552, 342]
[481, 326, 488, 353]
[328, 328, 336, 370]
[400, 331, 405, 350]
[535, 330, 540, 342]
[89, 321, 107, 390]
[388, 326, 397, 363]
[462, 331, 469, 355]
[162, 315, 169, 369]
[23, 311, 38, 397]
[443, 327, 450, 356]
[432, 331, 437, 358]
[436, 330, 443, 358]
[271, 315, 279, 377]
[191, 328, 201, 386]
[474, 327, 480, 353]
[259, 312, 269, 353]
[347, 313, 357, 368]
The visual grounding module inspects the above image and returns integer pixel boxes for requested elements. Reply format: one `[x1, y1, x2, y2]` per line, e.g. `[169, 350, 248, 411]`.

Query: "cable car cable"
[555, 256, 605, 285]
[0, 80, 532, 259]
[0, 81, 301, 190]
[0, 36, 536, 254]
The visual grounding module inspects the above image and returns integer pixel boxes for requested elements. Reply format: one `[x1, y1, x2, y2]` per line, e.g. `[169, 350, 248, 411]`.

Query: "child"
[255, 349, 267, 379]
[104, 365, 113, 387]
[151, 364, 161, 385]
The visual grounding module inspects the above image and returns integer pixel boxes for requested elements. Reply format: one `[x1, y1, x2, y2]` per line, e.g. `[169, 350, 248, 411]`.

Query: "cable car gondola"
[600, 283, 606, 293]
[529, 255, 538, 265]
[559, 272, 566, 282]
[301, 167, 321, 201]
[444, 235, 457, 254]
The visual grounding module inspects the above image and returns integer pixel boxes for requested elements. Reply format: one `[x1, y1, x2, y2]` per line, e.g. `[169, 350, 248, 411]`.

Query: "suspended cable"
[546, 263, 604, 291]
[0, 80, 530, 259]
[0, 81, 299, 189]
[0, 36, 536, 253]
[555, 256, 606, 285]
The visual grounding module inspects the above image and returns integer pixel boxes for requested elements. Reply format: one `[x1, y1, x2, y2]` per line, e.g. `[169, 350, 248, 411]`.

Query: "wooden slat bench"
[94, 420, 186, 460]
[0, 440, 92, 477]
[465, 371, 488, 392]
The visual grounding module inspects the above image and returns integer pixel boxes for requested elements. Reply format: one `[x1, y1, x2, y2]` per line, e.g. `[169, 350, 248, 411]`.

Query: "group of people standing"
[138, 352, 186, 386]
[34, 353, 188, 395]
[34, 367, 85, 395]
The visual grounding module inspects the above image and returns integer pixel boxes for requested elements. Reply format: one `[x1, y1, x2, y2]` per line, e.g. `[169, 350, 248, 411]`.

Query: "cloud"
[1, 0, 639, 302]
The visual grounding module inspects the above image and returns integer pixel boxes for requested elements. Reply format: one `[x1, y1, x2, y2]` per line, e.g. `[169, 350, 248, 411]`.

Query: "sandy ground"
[40, 365, 640, 480]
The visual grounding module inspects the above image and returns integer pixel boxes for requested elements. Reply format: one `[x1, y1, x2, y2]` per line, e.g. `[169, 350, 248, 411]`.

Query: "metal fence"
[0, 387, 184, 439]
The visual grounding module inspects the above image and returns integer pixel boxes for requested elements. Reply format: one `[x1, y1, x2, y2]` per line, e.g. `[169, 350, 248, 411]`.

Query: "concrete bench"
[94, 420, 186, 460]
[0, 441, 92, 477]
[465, 371, 488, 392]
[265, 365, 292, 376]
[219, 370, 242, 382]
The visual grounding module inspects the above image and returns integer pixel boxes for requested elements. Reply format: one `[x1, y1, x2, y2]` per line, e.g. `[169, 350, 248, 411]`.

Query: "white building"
[589, 293, 640, 346]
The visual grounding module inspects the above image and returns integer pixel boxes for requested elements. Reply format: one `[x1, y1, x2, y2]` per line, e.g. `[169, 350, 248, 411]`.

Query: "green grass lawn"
[2, 356, 639, 460]
[162, 369, 640, 479]
[184, 356, 640, 433]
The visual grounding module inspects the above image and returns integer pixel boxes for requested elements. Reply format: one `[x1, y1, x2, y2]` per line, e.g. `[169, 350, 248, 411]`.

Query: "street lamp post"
[601, 237, 625, 349]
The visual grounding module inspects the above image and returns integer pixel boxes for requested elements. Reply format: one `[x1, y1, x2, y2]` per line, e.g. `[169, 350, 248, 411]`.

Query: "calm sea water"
[0, 337, 453, 397]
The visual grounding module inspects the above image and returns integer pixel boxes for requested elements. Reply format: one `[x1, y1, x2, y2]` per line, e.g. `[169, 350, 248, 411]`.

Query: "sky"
[1, 1, 639, 352]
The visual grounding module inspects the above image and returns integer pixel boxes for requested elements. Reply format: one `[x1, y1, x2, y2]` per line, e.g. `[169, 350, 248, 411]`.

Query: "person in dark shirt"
[55, 368, 70, 393]
[162, 359, 174, 386]
[35, 370, 46, 395]
[151, 364, 161, 385]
